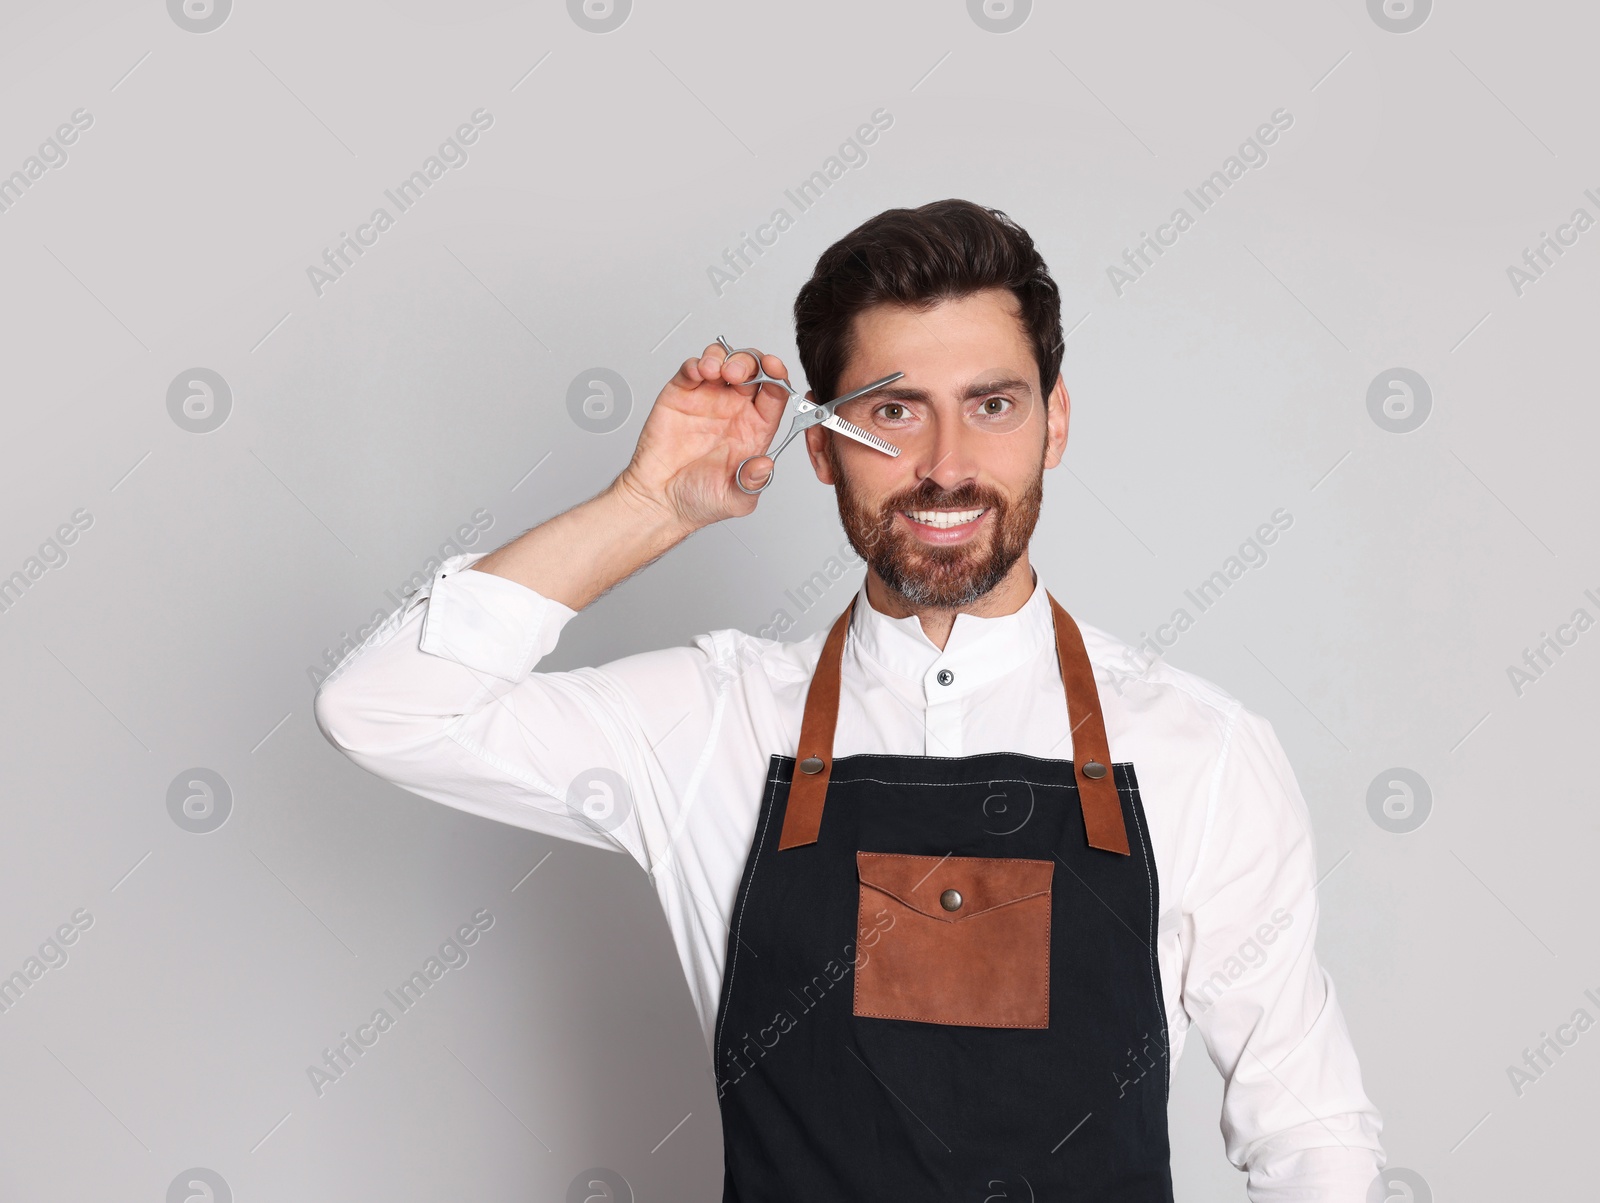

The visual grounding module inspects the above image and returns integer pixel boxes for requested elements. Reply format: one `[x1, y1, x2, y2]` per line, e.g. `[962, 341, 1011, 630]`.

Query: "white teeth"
[904, 508, 985, 529]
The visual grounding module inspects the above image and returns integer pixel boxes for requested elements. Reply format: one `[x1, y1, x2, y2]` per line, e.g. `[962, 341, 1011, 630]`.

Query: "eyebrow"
[840, 377, 1034, 404]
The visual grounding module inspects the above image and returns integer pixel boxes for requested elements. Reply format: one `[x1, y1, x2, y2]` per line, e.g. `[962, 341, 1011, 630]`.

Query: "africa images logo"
[1106, 108, 1294, 296]
[305, 110, 494, 297]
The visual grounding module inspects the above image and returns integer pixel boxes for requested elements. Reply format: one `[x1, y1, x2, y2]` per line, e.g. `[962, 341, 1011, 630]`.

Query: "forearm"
[469, 339, 790, 606]
[469, 474, 697, 611]
[311, 570, 679, 864]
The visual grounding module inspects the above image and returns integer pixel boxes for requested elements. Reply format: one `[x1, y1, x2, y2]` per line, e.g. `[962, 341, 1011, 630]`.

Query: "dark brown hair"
[793, 199, 1063, 407]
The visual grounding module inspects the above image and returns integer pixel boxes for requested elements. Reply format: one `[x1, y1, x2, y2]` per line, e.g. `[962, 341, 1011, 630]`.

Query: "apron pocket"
[853, 851, 1053, 1028]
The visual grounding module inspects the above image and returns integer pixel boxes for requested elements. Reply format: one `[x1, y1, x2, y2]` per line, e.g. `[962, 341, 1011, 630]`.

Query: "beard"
[828, 439, 1045, 609]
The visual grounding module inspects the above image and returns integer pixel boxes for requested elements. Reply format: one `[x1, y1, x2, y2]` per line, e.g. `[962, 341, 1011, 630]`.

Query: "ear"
[1042, 374, 1070, 469]
[803, 391, 838, 484]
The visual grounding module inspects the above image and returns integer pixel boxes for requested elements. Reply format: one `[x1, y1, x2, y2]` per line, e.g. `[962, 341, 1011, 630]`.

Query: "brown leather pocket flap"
[856, 851, 1053, 924]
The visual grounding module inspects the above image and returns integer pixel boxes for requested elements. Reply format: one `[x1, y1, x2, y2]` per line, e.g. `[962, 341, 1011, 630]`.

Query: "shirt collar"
[847, 571, 1055, 696]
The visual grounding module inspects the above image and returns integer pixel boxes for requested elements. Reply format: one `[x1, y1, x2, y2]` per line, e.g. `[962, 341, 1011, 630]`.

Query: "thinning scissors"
[717, 336, 903, 495]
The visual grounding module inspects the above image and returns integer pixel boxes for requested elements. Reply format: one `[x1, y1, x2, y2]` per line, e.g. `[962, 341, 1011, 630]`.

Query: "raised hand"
[616, 342, 796, 530]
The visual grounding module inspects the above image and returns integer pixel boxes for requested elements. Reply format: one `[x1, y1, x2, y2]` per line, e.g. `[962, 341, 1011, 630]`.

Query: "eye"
[979, 395, 1012, 415]
[876, 402, 909, 421]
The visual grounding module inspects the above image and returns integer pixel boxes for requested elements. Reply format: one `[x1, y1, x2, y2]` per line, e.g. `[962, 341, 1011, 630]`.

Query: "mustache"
[882, 479, 1000, 512]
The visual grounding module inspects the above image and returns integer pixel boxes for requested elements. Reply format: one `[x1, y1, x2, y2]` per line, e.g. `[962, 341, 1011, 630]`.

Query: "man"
[315, 199, 1385, 1200]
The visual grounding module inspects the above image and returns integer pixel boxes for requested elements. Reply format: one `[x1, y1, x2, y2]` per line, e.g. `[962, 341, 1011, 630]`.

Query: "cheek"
[979, 430, 1047, 481]
[839, 441, 913, 493]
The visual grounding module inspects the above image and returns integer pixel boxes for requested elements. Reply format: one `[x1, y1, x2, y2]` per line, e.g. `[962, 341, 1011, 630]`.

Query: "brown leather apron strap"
[776, 591, 1130, 856]
[776, 598, 856, 850]
[1046, 594, 1131, 856]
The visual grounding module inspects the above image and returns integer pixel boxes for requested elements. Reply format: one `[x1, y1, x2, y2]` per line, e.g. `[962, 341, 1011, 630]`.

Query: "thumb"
[735, 454, 774, 494]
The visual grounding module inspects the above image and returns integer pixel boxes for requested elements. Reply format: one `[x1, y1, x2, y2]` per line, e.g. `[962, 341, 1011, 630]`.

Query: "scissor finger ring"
[734, 454, 775, 495]
[716, 336, 796, 397]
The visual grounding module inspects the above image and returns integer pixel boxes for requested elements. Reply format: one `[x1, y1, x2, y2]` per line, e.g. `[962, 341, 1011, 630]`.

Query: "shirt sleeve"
[311, 552, 720, 873]
[1178, 707, 1386, 1202]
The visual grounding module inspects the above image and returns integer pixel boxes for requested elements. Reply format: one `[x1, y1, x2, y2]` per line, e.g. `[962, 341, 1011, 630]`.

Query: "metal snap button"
[940, 888, 962, 911]
[799, 756, 825, 775]
[1081, 759, 1108, 780]
[936, 669, 954, 686]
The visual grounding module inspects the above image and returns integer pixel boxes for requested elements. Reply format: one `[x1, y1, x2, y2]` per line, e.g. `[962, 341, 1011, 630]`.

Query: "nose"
[909, 409, 979, 493]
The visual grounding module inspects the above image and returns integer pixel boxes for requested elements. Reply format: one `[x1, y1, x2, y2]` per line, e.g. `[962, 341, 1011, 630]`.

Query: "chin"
[877, 536, 1015, 608]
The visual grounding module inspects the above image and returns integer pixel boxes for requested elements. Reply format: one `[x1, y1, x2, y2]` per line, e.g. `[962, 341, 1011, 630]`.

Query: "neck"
[864, 554, 1037, 649]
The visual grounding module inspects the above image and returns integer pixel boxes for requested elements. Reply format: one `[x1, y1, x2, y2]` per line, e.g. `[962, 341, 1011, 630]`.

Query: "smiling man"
[314, 199, 1385, 1201]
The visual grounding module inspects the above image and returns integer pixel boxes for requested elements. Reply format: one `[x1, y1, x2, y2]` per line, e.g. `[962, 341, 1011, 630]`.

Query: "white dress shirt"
[313, 550, 1385, 1201]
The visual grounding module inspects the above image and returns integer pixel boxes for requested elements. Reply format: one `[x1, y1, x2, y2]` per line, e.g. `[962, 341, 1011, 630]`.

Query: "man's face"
[805, 288, 1070, 609]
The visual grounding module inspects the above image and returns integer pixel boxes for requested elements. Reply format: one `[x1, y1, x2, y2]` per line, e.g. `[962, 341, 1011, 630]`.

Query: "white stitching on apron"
[765, 764, 1135, 789]
[716, 766, 783, 1069]
[1122, 772, 1168, 1101]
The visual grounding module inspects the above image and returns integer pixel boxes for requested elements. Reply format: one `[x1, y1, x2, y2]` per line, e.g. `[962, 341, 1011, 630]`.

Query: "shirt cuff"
[1246, 1145, 1385, 1203]
[417, 552, 577, 682]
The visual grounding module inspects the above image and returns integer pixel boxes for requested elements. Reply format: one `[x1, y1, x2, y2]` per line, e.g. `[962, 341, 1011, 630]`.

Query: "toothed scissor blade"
[823, 414, 900, 456]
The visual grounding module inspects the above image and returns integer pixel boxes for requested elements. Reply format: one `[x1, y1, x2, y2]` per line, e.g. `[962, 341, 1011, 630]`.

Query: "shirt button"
[936, 669, 954, 686]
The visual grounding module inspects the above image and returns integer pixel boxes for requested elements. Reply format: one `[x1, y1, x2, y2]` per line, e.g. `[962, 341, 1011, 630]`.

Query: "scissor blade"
[822, 413, 900, 456]
[831, 371, 905, 407]
[796, 370, 904, 457]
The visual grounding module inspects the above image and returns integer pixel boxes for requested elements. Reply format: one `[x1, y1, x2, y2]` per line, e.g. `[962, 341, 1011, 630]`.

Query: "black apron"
[713, 594, 1174, 1201]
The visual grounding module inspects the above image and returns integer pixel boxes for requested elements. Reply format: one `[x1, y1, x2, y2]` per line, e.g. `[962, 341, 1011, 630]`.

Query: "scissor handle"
[734, 454, 774, 495]
[716, 336, 796, 397]
[721, 334, 798, 496]
[733, 422, 809, 495]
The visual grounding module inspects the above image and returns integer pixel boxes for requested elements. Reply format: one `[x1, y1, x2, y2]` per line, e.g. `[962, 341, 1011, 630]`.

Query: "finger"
[747, 353, 790, 402]
[720, 348, 761, 388]
[749, 376, 789, 429]
[687, 342, 732, 385]
[672, 355, 706, 388]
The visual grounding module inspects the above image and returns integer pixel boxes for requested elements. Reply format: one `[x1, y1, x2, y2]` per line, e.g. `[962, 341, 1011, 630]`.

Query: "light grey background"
[1, 0, 1594, 1199]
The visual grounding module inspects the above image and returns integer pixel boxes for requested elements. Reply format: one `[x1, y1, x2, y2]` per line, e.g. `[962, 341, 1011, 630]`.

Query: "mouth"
[899, 506, 989, 542]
